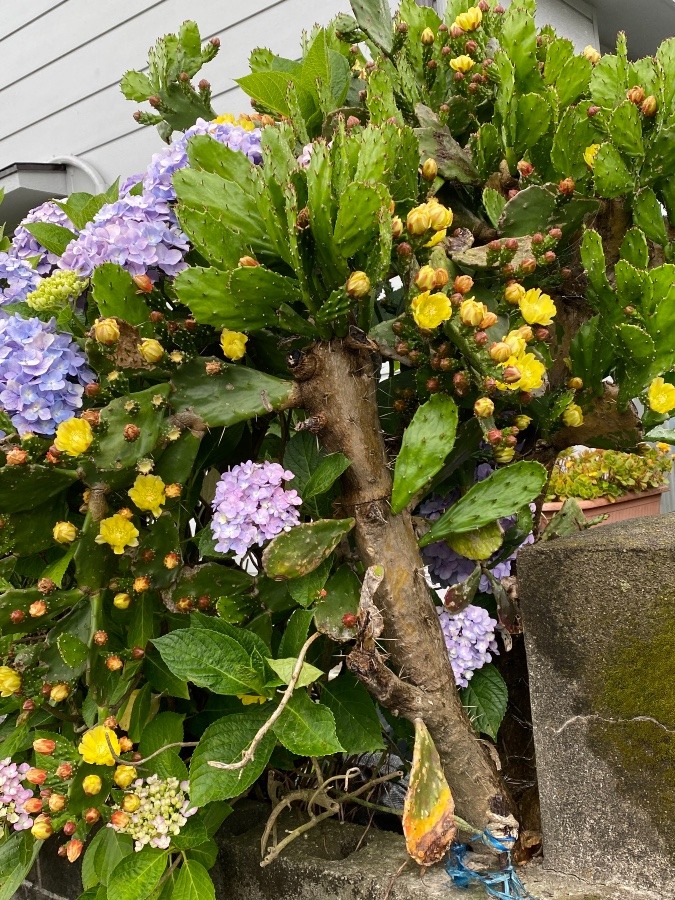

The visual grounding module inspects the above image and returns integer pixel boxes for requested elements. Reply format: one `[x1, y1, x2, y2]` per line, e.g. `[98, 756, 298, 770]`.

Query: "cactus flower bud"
[93, 318, 120, 346]
[138, 339, 164, 364]
[391, 216, 404, 238]
[520, 257, 537, 274]
[587, 105, 601, 117]
[106, 656, 123, 672]
[548, 228, 562, 240]
[50, 684, 70, 703]
[627, 85, 646, 104]
[451, 275, 472, 296]
[421, 27, 435, 45]
[119, 736, 134, 753]
[494, 446, 516, 464]
[111, 810, 130, 829]
[93, 630, 108, 646]
[406, 206, 432, 235]
[66, 840, 84, 863]
[82, 775, 102, 796]
[421, 158, 438, 181]
[31, 815, 53, 841]
[114, 765, 137, 789]
[502, 366, 522, 384]
[433, 268, 449, 288]
[113, 592, 131, 610]
[517, 160, 534, 177]
[514, 415, 532, 430]
[474, 397, 494, 418]
[459, 298, 488, 327]
[26, 768, 47, 785]
[33, 738, 56, 755]
[29, 600, 47, 617]
[397, 241, 413, 257]
[534, 327, 550, 341]
[5, 448, 28, 465]
[48, 793, 66, 812]
[133, 576, 150, 593]
[84, 382, 101, 398]
[641, 95, 657, 117]
[562, 402, 584, 427]
[123, 424, 141, 443]
[122, 793, 141, 813]
[489, 342, 511, 363]
[83, 807, 100, 824]
[132, 274, 153, 293]
[558, 177, 575, 196]
[568, 377, 584, 390]
[582, 45, 601, 64]
[10, 609, 24, 624]
[23, 798, 43, 814]
[346, 272, 371, 299]
[474, 330, 489, 347]
[543, 250, 557, 264]
[37, 578, 56, 595]
[53, 521, 78, 545]
[56, 763, 73, 779]
[63, 820, 77, 835]
[415, 266, 436, 292]
[479, 312, 498, 329]
[452, 372, 469, 396]
[486, 429, 503, 445]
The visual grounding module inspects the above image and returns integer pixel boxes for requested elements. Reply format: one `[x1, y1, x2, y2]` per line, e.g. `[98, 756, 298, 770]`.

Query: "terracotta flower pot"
[541, 486, 667, 529]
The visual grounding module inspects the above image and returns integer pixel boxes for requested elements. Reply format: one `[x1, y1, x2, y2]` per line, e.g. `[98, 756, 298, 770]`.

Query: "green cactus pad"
[262, 518, 355, 580]
[91, 264, 151, 326]
[0, 465, 77, 514]
[314, 564, 361, 642]
[391, 394, 458, 514]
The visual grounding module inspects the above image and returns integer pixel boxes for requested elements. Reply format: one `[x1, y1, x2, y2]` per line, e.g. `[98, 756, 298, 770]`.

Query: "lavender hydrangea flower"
[143, 118, 263, 202]
[0, 759, 35, 831]
[11, 201, 76, 274]
[0, 313, 94, 436]
[108, 775, 197, 852]
[437, 604, 499, 687]
[0, 253, 42, 305]
[210, 460, 302, 556]
[59, 195, 188, 280]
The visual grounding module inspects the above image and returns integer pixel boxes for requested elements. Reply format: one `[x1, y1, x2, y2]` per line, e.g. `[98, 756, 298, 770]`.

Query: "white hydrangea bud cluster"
[108, 775, 197, 851]
[26, 270, 87, 313]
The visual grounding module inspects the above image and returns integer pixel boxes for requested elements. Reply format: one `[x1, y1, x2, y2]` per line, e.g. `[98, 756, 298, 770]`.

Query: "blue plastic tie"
[445, 830, 537, 900]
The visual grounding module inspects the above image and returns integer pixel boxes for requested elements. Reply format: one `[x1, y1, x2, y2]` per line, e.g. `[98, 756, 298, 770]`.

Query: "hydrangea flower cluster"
[0, 759, 35, 832]
[109, 775, 197, 851]
[0, 253, 42, 305]
[437, 605, 499, 687]
[26, 270, 87, 313]
[11, 201, 76, 274]
[0, 313, 93, 435]
[419, 465, 534, 594]
[210, 460, 302, 556]
[59, 195, 188, 280]
[143, 117, 263, 202]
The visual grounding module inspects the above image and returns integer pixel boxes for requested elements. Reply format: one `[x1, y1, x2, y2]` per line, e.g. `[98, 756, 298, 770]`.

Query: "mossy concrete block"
[518, 513, 675, 897]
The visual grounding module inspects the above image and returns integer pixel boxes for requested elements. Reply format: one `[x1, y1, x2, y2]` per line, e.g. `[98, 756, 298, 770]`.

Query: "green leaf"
[91, 263, 150, 325]
[278, 609, 315, 656]
[107, 847, 168, 900]
[460, 663, 508, 741]
[24, 222, 76, 256]
[633, 188, 668, 246]
[171, 357, 297, 428]
[482, 188, 506, 228]
[302, 453, 351, 500]
[350, 0, 393, 53]
[314, 564, 361, 642]
[514, 93, 551, 156]
[391, 394, 458, 514]
[189, 706, 276, 805]
[322, 673, 385, 753]
[40, 541, 77, 588]
[120, 70, 154, 101]
[283, 431, 322, 496]
[609, 101, 644, 157]
[56, 632, 88, 669]
[81, 828, 133, 889]
[172, 860, 215, 900]
[138, 711, 184, 769]
[144, 646, 190, 699]
[645, 425, 675, 445]
[262, 518, 355, 580]
[152, 628, 264, 696]
[286, 560, 331, 608]
[273, 690, 343, 756]
[590, 48, 629, 108]
[266, 657, 323, 688]
[500, 2, 539, 91]
[0, 464, 77, 513]
[593, 143, 633, 198]
[0, 831, 40, 900]
[447, 521, 504, 561]
[420, 462, 547, 545]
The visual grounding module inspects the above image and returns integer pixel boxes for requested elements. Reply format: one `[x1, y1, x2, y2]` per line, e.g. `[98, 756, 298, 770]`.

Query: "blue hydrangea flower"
[0, 313, 93, 436]
[59, 195, 188, 280]
[10, 201, 76, 275]
[437, 604, 499, 687]
[0, 253, 42, 305]
[143, 118, 263, 202]
[210, 461, 302, 556]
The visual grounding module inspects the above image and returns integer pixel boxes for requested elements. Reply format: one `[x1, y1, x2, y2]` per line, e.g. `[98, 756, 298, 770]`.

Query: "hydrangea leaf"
[272, 690, 343, 756]
[459, 663, 508, 741]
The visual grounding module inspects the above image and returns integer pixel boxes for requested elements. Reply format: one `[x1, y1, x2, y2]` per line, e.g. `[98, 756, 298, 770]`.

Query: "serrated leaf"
[107, 847, 168, 900]
[459, 663, 508, 740]
[391, 394, 458, 514]
[266, 657, 323, 688]
[172, 860, 215, 900]
[322, 673, 385, 753]
[81, 828, 133, 890]
[273, 690, 343, 756]
[24, 222, 77, 256]
[303, 453, 351, 500]
[278, 609, 315, 657]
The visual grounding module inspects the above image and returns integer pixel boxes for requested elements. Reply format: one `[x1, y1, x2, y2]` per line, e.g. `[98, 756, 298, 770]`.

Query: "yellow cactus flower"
[450, 55, 475, 73]
[415, 266, 437, 292]
[128, 474, 166, 517]
[562, 402, 584, 427]
[0, 666, 21, 697]
[504, 331, 527, 357]
[519, 288, 557, 325]
[220, 329, 248, 361]
[406, 205, 432, 235]
[647, 377, 675, 415]
[411, 292, 453, 330]
[345, 271, 371, 299]
[582, 45, 601, 65]
[113, 765, 137, 789]
[138, 339, 164, 364]
[237, 694, 270, 705]
[474, 397, 494, 418]
[504, 282, 526, 305]
[93, 318, 120, 345]
[584, 144, 600, 168]
[78, 726, 120, 766]
[426, 198, 453, 231]
[424, 229, 447, 248]
[494, 446, 516, 464]
[82, 775, 103, 796]
[459, 298, 488, 327]
[455, 6, 482, 30]
[213, 113, 255, 131]
[95, 514, 140, 555]
[497, 353, 546, 392]
[54, 418, 93, 457]
[53, 521, 78, 544]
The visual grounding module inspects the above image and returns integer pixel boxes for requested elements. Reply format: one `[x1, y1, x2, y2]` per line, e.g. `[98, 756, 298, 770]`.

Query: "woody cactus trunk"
[1, 0, 675, 896]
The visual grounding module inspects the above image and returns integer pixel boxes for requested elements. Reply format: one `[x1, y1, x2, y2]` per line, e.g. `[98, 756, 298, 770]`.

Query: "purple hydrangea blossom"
[210, 461, 302, 556]
[0, 253, 42, 305]
[143, 118, 263, 202]
[0, 313, 94, 436]
[11, 201, 76, 275]
[0, 759, 35, 831]
[59, 195, 188, 280]
[437, 604, 499, 687]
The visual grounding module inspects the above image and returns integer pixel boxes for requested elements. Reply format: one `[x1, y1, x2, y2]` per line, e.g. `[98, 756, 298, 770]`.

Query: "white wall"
[0, 0, 351, 191]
